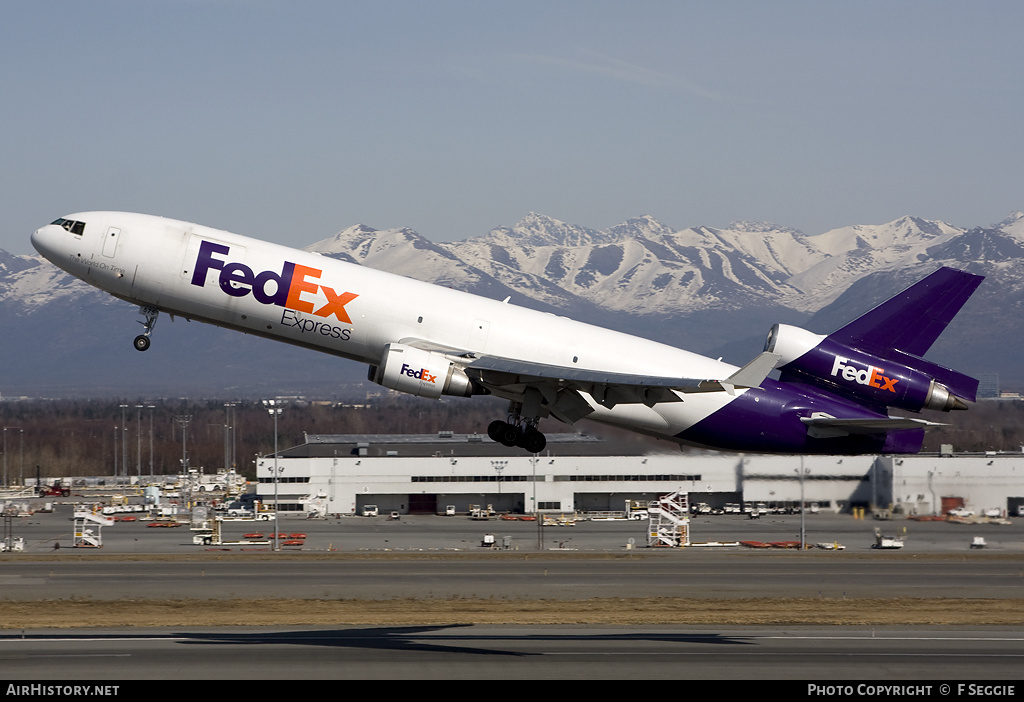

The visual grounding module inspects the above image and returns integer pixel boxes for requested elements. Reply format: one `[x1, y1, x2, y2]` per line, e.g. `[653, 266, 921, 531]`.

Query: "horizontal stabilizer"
[801, 414, 944, 439]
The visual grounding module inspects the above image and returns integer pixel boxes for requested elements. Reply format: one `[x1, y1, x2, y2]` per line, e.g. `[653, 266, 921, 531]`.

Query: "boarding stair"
[647, 490, 690, 547]
[73, 507, 114, 548]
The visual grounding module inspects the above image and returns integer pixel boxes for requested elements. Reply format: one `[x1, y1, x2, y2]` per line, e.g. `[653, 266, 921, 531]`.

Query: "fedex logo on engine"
[401, 364, 437, 384]
[830, 356, 898, 393]
[191, 240, 357, 323]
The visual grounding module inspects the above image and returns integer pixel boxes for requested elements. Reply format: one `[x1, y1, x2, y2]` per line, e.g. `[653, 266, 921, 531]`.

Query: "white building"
[255, 433, 1024, 518]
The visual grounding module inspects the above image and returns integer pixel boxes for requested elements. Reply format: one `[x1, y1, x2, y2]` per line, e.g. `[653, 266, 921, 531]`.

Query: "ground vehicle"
[872, 528, 904, 549]
[362, 505, 379, 517]
[38, 480, 70, 498]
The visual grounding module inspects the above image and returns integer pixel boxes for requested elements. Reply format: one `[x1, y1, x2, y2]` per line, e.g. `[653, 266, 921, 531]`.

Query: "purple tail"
[826, 267, 984, 402]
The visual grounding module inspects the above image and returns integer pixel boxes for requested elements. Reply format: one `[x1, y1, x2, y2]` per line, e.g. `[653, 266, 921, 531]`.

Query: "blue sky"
[3, 1, 1023, 254]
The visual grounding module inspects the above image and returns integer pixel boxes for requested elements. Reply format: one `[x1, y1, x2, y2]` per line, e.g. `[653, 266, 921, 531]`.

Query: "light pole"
[532, 453, 541, 550]
[174, 415, 192, 472]
[263, 400, 284, 551]
[224, 403, 236, 474]
[797, 458, 809, 550]
[147, 405, 155, 477]
[175, 414, 193, 508]
[135, 405, 144, 478]
[491, 460, 507, 499]
[119, 404, 128, 482]
[1, 427, 19, 488]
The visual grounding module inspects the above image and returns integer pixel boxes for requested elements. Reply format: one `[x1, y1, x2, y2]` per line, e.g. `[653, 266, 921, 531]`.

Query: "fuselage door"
[469, 319, 490, 351]
[101, 227, 121, 258]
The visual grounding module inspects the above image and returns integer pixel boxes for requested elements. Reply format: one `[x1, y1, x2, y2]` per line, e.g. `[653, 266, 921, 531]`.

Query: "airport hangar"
[254, 432, 1024, 518]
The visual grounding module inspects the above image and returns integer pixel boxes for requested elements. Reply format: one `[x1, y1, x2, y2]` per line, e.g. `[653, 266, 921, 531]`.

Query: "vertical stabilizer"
[828, 267, 983, 359]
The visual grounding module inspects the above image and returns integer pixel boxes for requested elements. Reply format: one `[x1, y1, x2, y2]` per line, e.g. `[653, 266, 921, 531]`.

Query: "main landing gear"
[133, 306, 159, 352]
[487, 419, 547, 453]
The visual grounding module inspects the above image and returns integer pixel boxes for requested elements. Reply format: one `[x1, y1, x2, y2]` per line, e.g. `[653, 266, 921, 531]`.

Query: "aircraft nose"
[30, 224, 63, 262]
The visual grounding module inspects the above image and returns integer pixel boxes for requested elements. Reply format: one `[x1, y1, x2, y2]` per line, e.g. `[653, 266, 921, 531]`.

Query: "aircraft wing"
[801, 414, 945, 439]
[463, 351, 781, 421]
[466, 351, 779, 394]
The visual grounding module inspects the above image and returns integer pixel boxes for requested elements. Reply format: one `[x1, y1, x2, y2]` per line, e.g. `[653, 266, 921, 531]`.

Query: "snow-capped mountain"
[308, 212, 978, 318]
[0, 250, 106, 312]
[304, 222, 613, 317]
[785, 216, 966, 310]
[3, 210, 1022, 396]
[446, 215, 810, 315]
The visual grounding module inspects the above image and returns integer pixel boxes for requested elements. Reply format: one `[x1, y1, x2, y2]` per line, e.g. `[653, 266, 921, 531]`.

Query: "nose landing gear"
[134, 306, 159, 352]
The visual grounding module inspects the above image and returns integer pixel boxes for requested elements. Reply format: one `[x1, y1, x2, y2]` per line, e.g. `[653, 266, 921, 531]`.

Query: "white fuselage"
[31, 212, 745, 441]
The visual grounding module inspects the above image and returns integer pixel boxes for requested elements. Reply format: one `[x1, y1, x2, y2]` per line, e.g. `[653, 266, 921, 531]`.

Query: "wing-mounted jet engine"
[368, 343, 479, 399]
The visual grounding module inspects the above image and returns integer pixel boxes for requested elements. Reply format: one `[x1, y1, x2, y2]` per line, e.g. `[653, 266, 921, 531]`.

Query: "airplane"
[31, 212, 984, 455]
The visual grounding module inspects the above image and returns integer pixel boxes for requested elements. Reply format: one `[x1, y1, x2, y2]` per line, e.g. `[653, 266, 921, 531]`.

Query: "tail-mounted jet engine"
[369, 343, 478, 399]
[765, 323, 972, 413]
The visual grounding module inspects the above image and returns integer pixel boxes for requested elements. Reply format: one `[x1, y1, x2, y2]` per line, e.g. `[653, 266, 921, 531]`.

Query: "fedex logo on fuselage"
[830, 356, 898, 393]
[191, 240, 357, 324]
[401, 364, 437, 384]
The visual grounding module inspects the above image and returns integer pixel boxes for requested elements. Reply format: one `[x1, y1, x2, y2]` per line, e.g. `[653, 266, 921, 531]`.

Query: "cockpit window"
[51, 218, 86, 236]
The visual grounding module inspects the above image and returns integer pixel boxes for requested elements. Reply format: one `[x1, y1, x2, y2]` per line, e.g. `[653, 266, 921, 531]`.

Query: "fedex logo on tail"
[401, 364, 437, 384]
[191, 240, 357, 323]
[830, 356, 898, 393]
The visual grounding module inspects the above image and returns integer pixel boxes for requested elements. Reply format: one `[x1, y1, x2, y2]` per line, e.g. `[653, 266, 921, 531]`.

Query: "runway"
[2, 510, 1023, 680]
[2, 626, 1023, 680]
[1, 554, 1024, 601]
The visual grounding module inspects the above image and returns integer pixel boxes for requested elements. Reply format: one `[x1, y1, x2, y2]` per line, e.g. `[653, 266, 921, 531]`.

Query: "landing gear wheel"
[499, 423, 521, 447]
[133, 335, 151, 352]
[521, 426, 547, 453]
[487, 420, 507, 443]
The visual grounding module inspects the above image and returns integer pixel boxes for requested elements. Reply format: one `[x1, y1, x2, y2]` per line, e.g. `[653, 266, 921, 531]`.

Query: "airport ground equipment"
[73, 507, 114, 548]
[191, 515, 222, 545]
[2, 505, 21, 551]
[872, 527, 905, 549]
[0, 537, 24, 551]
[190, 512, 273, 546]
[647, 491, 690, 547]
